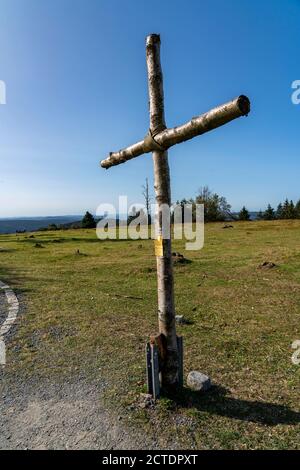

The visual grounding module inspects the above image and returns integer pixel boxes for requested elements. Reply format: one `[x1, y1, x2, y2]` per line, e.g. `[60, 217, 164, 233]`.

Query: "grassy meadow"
[0, 220, 300, 449]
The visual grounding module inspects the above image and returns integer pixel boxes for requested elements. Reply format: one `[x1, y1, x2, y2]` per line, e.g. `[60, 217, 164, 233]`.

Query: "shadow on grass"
[0, 266, 16, 284]
[167, 385, 300, 426]
[0, 266, 33, 294]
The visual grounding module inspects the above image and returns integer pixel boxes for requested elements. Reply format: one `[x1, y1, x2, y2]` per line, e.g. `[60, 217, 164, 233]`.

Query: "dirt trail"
[0, 287, 157, 450]
[0, 378, 157, 450]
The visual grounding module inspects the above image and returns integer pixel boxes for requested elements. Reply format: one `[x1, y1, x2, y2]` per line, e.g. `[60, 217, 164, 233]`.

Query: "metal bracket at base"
[146, 335, 183, 399]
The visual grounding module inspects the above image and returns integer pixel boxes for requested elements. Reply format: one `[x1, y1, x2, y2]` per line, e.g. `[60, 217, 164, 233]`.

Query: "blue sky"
[0, 0, 299, 216]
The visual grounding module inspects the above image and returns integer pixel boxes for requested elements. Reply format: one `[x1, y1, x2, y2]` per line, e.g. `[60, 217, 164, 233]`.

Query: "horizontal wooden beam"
[100, 95, 250, 169]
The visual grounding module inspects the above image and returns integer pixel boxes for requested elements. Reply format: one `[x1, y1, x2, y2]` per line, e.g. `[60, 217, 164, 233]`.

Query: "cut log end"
[237, 95, 250, 116]
[100, 159, 110, 169]
[100, 160, 109, 169]
[146, 33, 161, 46]
[100, 152, 117, 169]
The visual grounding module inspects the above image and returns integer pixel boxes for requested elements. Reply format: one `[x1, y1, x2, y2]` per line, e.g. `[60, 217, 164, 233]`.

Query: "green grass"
[1, 220, 300, 449]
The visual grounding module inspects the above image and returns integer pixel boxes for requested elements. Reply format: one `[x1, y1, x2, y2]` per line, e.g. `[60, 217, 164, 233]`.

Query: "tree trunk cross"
[100, 34, 250, 390]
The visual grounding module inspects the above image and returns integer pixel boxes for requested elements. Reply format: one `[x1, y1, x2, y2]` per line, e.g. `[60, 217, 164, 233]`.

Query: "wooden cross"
[100, 34, 250, 390]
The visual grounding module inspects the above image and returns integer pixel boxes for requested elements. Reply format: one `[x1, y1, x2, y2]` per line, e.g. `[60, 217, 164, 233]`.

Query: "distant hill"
[0, 216, 82, 234]
[0, 211, 261, 234]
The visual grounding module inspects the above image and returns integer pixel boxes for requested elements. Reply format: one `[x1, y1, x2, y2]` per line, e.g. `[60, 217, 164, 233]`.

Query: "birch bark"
[100, 95, 250, 169]
[146, 34, 179, 387]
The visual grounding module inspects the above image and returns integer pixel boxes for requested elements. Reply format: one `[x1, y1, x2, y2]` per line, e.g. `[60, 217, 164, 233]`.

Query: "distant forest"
[1, 187, 300, 234]
[173, 186, 300, 223]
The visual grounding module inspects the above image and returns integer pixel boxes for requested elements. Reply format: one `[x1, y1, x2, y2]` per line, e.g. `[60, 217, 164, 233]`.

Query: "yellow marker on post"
[154, 235, 163, 257]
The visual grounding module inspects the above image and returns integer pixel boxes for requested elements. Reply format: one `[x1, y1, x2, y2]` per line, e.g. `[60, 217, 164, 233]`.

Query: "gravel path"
[0, 285, 157, 450]
[0, 377, 157, 450]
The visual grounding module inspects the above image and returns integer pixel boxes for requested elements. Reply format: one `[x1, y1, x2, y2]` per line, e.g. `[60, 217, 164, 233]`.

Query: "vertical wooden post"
[146, 34, 179, 388]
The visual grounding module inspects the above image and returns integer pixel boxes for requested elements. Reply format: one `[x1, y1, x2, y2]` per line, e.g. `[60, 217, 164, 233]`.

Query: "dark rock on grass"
[259, 261, 277, 269]
[34, 243, 44, 248]
[172, 252, 183, 258]
[222, 224, 234, 229]
[75, 249, 87, 256]
[172, 252, 191, 265]
[175, 315, 193, 325]
[146, 267, 155, 273]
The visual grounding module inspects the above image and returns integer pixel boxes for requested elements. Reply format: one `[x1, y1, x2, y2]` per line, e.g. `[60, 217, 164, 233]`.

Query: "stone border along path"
[0, 280, 19, 365]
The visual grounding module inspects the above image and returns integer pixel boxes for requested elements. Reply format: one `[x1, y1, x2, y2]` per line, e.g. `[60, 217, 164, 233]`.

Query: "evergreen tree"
[295, 200, 300, 219]
[276, 203, 283, 219]
[281, 199, 296, 219]
[289, 200, 296, 219]
[81, 211, 96, 229]
[239, 206, 250, 221]
[263, 204, 276, 220]
[282, 199, 290, 219]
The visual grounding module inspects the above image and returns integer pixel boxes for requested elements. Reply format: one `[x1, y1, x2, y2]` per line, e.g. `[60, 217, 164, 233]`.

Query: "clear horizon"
[1, 0, 299, 217]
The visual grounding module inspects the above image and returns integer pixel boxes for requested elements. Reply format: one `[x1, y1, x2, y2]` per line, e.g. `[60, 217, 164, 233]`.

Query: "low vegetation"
[0, 220, 299, 449]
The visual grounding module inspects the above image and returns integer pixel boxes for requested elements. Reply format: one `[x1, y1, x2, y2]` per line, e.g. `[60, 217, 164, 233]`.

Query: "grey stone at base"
[187, 371, 211, 392]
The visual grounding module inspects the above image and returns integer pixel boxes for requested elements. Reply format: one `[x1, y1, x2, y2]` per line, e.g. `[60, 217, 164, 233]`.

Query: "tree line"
[256, 199, 300, 221]
[69, 197, 300, 230]
[174, 187, 300, 222]
[37, 184, 300, 233]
